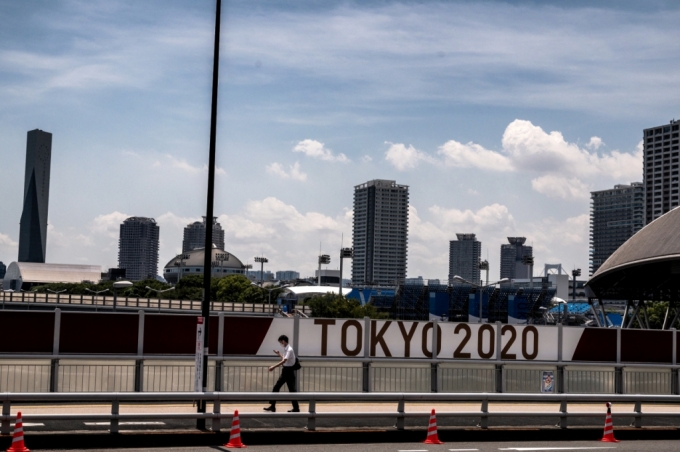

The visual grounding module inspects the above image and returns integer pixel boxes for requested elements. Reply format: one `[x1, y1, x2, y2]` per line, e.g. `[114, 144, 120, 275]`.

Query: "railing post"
[615, 367, 624, 394]
[111, 399, 119, 434]
[633, 401, 642, 428]
[431, 363, 438, 393]
[212, 394, 221, 432]
[1, 399, 10, 435]
[495, 364, 503, 393]
[616, 326, 622, 364]
[557, 366, 565, 394]
[362, 362, 371, 392]
[558, 323, 563, 362]
[293, 313, 300, 392]
[307, 399, 316, 431]
[53, 308, 61, 355]
[480, 397, 489, 429]
[396, 399, 405, 430]
[134, 360, 144, 392]
[50, 359, 59, 393]
[559, 400, 568, 429]
[214, 360, 223, 392]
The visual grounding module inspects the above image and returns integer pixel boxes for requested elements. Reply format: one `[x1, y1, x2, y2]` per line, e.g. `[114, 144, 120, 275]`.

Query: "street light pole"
[197, 0, 222, 430]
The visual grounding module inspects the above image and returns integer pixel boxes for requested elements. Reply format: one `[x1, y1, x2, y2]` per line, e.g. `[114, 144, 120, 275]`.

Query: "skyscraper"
[590, 183, 644, 275]
[500, 237, 532, 280]
[118, 217, 159, 281]
[182, 216, 225, 252]
[643, 119, 680, 224]
[18, 129, 52, 263]
[352, 179, 409, 286]
[449, 233, 481, 285]
[0, 261, 6, 280]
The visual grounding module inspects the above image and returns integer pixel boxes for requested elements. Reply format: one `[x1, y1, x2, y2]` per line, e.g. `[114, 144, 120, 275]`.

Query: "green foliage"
[216, 275, 263, 303]
[626, 301, 672, 329]
[307, 293, 386, 319]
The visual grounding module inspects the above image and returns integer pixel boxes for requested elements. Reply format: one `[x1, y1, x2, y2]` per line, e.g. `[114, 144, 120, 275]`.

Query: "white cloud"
[531, 175, 591, 200]
[166, 155, 226, 176]
[385, 119, 642, 199]
[526, 214, 590, 269]
[266, 162, 308, 181]
[437, 140, 512, 171]
[90, 211, 129, 238]
[586, 136, 604, 150]
[293, 139, 349, 163]
[362, 155, 373, 162]
[384, 142, 433, 171]
[429, 203, 515, 231]
[0, 231, 17, 248]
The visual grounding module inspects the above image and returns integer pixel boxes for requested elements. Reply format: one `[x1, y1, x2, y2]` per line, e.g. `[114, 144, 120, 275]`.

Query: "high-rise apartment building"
[643, 119, 680, 224]
[182, 216, 225, 252]
[0, 261, 6, 280]
[276, 270, 300, 281]
[449, 233, 481, 285]
[500, 237, 532, 280]
[590, 183, 644, 275]
[118, 217, 159, 281]
[352, 179, 409, 286]
[18, 129, 52, 263]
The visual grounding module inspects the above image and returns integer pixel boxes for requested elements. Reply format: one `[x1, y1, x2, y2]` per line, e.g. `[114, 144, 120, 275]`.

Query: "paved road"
[35, 440, 680, 451]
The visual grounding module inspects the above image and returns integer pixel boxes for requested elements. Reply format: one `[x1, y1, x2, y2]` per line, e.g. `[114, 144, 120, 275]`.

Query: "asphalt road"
[35, 440, 680, 452]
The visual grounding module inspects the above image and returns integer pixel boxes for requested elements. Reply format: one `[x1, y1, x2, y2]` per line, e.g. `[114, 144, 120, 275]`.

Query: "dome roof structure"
[586, 206, 680, 301]
[163, 248, 245, 284]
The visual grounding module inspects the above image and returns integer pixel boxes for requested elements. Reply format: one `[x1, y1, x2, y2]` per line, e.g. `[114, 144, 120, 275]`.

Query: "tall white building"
[643, 119, 680, 224]
[351, 179, 409, 286]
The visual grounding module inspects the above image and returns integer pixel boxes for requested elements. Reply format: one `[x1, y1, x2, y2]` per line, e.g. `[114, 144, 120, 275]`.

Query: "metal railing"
[0, 291, 310, 315]
[1, 356, 679, 396]
[3, 391, 680, 434]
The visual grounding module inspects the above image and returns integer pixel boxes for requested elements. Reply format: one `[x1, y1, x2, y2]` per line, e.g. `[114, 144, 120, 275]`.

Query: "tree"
[307, 293, 385, 319]
[216, 274, 264, 304]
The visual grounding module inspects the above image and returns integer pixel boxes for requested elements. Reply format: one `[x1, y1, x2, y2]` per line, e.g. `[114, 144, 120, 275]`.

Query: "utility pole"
[255, 256, 268, 285]
[198, 0, 221, 430]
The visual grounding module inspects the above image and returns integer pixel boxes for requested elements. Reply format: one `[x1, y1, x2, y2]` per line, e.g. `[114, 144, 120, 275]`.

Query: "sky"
[1, 0, 679, 282]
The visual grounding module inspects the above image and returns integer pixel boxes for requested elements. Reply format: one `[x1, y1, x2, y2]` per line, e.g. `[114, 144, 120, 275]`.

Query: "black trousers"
[269, 367, 299, 410]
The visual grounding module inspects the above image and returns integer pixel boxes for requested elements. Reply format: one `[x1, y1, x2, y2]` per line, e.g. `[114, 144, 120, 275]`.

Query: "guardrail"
[2, 391, 680, 434]
[1, 356, 678, 396]
[0, 291, 309, 315]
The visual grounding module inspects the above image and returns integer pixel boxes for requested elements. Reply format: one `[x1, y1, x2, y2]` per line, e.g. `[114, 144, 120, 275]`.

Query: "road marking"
[449, 450, 479, 451]
[498, 448, 616, 451]
[84, 422, 166, 426]
[11, 423, 44, 427]
[398, 450, 429, 452]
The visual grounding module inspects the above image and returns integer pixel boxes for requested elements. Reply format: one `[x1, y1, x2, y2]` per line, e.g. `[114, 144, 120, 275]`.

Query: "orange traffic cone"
[224, 410, 247, 449]
[601, 402, 619, 443]
[7, 412, 29, 452]
[423, 408, 443, 445]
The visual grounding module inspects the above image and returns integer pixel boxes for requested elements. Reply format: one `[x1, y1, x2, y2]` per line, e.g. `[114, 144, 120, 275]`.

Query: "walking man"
[263, 334, 300, 412]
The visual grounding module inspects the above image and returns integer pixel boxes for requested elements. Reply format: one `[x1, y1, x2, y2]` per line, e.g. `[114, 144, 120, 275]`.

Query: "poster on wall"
[541, 371, 554, 393]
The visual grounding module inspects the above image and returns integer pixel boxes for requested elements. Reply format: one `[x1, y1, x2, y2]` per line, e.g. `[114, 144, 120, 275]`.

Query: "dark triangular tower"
[18, 129, 52, 263]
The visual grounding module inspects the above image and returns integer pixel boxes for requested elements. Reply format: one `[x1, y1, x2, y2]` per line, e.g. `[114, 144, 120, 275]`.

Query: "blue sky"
[1, 0, 679, 281]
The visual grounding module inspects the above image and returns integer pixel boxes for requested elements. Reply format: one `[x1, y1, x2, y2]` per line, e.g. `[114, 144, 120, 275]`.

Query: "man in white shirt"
[263, 334, 300, 412]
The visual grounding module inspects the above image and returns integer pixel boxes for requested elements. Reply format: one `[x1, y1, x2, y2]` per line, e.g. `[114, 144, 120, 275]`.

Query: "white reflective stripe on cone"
[13, 437, 23, 442]
[230, 433, 240, 439]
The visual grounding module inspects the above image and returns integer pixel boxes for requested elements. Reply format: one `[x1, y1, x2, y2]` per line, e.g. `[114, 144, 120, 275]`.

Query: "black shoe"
[263, 406, 276, 412]
[288, 408, 300, 412]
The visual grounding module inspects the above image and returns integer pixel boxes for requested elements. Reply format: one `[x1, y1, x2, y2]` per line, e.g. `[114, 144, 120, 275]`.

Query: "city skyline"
[1, 1, 678, 281]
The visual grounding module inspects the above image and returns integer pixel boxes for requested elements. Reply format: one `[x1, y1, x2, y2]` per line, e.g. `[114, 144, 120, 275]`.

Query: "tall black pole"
[198, 0, 221, 430]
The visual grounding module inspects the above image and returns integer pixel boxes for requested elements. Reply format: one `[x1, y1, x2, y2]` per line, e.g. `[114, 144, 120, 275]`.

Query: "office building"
[276, 270, 300, 281]
[118, 217, 159, 281]
[500, 237, 532, 280]
[182, 216, 225, 252]
[643, 119, 680, 224]
[0, 261, 6, 280]
[448, 233, 481, 285]
[352, 179, 409, 286]
[18, 129, 52, 263]
[590, 183, 644, 275]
